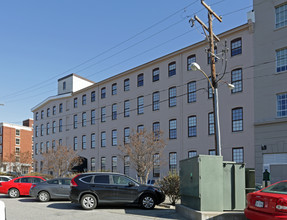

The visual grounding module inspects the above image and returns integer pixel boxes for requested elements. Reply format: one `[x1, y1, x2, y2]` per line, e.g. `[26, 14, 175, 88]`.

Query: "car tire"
[80, 194, 97, 210]
[8, 188, 20, 198]
[38, 191, 50, 202]
[140, 194, 155, 209]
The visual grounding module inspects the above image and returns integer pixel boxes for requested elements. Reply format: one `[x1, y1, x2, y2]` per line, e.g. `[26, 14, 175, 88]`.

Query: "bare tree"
[118, 129, 165, 184]
[41, 144, 82, 177]
[4, 151, 32, 175]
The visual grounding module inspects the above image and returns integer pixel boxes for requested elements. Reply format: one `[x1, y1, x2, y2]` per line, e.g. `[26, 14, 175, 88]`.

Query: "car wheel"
[140, 194, 155, 209]
[38, 191, 50, 202]
[81, 194, 97, 210]
[8, 188, 20, 198]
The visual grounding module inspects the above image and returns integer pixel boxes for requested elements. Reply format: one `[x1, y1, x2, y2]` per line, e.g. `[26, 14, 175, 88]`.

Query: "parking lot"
[0, 195, 185, 220]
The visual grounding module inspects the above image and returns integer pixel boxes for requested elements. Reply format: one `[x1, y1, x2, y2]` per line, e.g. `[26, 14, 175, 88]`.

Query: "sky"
[0, 0, 253, 125]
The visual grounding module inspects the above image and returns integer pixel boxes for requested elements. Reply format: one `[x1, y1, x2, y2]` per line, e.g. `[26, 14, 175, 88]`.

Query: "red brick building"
[0, 119, 33, 175]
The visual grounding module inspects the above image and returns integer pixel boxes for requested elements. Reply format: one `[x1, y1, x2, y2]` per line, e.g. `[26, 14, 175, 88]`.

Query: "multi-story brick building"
[32, 21, 255, 181]
[253, 0, 287, 183]
[0, 119, 33, 174]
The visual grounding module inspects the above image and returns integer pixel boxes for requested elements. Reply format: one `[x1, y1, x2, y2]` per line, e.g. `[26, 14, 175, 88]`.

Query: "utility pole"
[193, 1, 222, 156]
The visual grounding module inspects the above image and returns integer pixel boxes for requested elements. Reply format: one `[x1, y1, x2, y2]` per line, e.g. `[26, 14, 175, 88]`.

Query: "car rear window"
[33, 178, 44, 183]
[60, 179, 71, 185]
[262, 182, 287, 195]
[80, 176, 93, 183]
[94, 175, 109, 184]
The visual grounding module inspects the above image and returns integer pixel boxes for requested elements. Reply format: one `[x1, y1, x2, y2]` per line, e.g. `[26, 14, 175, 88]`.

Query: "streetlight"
[190, 62, 234, 156]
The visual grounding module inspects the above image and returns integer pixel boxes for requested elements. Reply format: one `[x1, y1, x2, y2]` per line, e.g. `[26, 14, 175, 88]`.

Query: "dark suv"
[70, 172, 165, 210]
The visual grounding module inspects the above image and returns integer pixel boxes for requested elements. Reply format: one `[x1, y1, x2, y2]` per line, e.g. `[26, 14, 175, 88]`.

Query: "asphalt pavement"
[0, 194, 186, 220]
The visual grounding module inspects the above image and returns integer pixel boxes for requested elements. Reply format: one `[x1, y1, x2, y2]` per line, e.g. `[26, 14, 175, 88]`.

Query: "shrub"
[158, 172, 180, 205]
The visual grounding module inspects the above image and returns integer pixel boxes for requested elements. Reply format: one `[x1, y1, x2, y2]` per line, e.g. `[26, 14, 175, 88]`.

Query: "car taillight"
[276, 198, 287, 212]
[31, 184, 36, 189]
[70, 175, 79, 187]
[0, 183, 2, 187]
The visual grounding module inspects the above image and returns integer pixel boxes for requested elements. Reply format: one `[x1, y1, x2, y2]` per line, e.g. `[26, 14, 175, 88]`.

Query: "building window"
[137, 73, 144, 87]
[41, 124, 44, 136]
[188, 116, 197, 137]
[63, 81, 66, 90]
[91, 91, 96, 102]
[16, 138, 20, 145]
[59, 139, 63, 146]
[82, 135, 86, 150]
[16, 129, 20, 136]
[276, 48, 287, 73]
[277, 93, 287, 117]
[187, 55, 196, 71]
[137, 96, 144, 115]
[73, 136, 78, 151]
[34, 143, 38, 155]
[91, 133, 96, 149]
[53, 106, 56, 115]
[208, 112, 215, 135]
[124, 156, 130, 176]
[82, 94, 87, 105]
[40, 142, 44, 154]
[101, 157, 106, 171]
[137, 125, 144, 133]
[208, 47, 218, 64]
[124, 78, 130, 91]
[46, 141, 49, 153]
[169, 152, 177, 173]
[101, 107, 106, 122]
[35, 112, 39, 121]
[91, 110, 96, 125]
[169, 119, 177, 139]
[209, 149, 216, 155]
[153, 122, 160, 140]
[101, 132, 106, 147]
[187, 81, 196, 103]
[46, 123, 50, 135]
[112, 104, 117, 120]
[52, 121, 56, 133]
[188, 151, 197, 158]
[153, 154, 160, 178]
[74, 98, 78, 108]
[232, 107, 243, 132]
[59, 103, 63, 113]
[168, 62, 176, 77]
[112, 156, 117, 172]
[82, 112, 87, 127]
[232, 147, 244, 163]
[169, 87, 176, 107]
[47, 108, 50, 117]
[276, 3, 287, 29]
[152, 92, 160, 111]
[153, 68, 159, 82]
[231, 38, 242, 56]
[52, 140, 56, 150]
[112, 130, 117, 146]
[124, 100, 130, 117]
[41, 110, 44, 119]
[91, 157, 96, 171]
[59, 119, 63, 132]
[124, 127, 130, 144]
[231, 69, 242, 93]
[35, 126, 38, 137]
[74, 114, 78, 129]
[112, 83, 117, 95]
[101, 87, 106, 99]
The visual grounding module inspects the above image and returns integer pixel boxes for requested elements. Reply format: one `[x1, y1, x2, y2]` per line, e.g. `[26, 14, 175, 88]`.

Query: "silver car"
[29, 178, 71, 202]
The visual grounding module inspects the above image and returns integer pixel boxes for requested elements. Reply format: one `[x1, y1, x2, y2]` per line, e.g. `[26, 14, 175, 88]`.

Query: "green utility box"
[180, 155, 245, 212]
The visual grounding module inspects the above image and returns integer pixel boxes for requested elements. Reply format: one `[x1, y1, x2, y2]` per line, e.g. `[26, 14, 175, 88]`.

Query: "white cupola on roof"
[57, 74, 94, 95]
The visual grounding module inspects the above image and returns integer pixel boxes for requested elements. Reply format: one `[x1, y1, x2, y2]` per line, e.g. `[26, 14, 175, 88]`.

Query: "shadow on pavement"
[47, 202, 82, 210]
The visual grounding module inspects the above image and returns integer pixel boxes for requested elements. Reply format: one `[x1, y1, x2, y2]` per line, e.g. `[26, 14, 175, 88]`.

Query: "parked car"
[30, 178, 71, 202]
[245, 180, 287, 220]
[0, 176, 12, 182]
[70, 172, 165, 210]
[0, 176, 46, 198]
